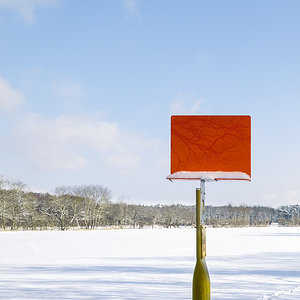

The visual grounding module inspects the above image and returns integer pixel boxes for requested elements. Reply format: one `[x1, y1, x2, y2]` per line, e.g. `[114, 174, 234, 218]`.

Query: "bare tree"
[5, 180, 27, 229]
[53, 186, 73, 230]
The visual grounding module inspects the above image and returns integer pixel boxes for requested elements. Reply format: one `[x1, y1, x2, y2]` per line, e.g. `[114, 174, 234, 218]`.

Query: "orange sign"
[167, 115, 251, 181]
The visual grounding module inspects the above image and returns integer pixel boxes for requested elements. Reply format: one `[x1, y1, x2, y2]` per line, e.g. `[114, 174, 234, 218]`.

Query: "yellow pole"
[192, 184, 210, 299]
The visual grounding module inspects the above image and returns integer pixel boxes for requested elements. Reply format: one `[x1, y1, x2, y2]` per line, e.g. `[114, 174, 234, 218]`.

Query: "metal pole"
[192, 180, 210, 299]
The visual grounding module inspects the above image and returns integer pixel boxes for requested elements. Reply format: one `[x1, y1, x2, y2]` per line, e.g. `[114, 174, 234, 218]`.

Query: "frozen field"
[0, 227, 300, 299]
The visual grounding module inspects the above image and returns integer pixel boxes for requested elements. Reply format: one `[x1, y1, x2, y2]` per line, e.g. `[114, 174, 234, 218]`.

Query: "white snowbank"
[0, 227, 299, 299]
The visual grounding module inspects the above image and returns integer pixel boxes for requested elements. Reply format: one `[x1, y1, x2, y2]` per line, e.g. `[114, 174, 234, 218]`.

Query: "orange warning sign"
[167, 115, 251, 181]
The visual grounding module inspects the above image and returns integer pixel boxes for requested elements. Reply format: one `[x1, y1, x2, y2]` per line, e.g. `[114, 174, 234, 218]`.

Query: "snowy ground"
[0, 227, 300, 299]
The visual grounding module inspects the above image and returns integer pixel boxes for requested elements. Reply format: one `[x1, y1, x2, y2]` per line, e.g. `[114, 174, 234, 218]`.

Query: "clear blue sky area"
[0, 0, 299, 207]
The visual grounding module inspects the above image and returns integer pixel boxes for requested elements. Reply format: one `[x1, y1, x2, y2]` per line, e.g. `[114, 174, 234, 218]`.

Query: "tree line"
[0, 176, 299, 230]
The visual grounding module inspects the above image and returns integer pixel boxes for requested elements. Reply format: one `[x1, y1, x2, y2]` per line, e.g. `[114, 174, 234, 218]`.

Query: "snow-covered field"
[0, 227, 300, 299]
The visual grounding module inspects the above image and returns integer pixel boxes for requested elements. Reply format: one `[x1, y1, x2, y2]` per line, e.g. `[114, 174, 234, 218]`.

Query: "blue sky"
[0, 0, 300, 207]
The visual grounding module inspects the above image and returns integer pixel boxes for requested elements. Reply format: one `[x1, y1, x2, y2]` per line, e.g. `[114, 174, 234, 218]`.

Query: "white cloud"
[53, 78, 85, 109]
[0, 77, 24, 112]
[53, 78, 84, 99]
[0, 0, 58, 24]
[12, 113, 160, 173]
[170, 95, 207, 115]
[284, 189, 300, 205]
[123, 0, 140, 18]
[0, 75, 167, 199]
[107, 153, 140, 172]
[261, 193, 279, 206]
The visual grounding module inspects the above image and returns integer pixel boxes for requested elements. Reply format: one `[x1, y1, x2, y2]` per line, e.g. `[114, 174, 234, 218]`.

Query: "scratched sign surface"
[167, 115, 251, 181]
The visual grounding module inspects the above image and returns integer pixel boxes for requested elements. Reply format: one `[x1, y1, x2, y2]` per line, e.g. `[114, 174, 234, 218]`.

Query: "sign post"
[193, 181, 210, 299]
[167, 115, 251, 300]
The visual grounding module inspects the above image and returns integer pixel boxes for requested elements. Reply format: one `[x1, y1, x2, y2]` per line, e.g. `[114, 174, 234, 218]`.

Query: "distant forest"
[0, 176, 299, 230]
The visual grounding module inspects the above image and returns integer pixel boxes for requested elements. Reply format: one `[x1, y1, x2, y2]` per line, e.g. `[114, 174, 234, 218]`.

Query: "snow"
[166, 171, 251, 181]
[0, 227, 300, 299]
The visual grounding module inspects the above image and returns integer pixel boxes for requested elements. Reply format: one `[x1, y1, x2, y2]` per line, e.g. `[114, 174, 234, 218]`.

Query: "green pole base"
[192, 258, 211, 300]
